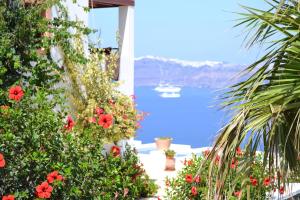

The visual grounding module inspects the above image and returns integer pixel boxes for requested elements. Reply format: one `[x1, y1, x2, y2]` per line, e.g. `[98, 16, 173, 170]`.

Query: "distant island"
[135, 56, 245, 89]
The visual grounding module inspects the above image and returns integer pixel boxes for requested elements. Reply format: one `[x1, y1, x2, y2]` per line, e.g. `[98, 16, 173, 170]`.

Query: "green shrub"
[0, 87, 157, 199]
[165, 149, 279, 200]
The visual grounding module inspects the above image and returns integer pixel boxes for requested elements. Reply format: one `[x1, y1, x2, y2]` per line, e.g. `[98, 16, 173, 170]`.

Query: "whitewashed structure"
[50, 0, 135, 96]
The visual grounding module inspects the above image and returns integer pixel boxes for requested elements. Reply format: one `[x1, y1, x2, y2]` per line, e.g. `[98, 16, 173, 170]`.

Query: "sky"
[88, 0, 269, 65]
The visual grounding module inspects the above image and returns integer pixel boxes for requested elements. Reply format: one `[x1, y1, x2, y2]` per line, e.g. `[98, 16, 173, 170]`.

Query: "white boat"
[154, 84, 181, 93]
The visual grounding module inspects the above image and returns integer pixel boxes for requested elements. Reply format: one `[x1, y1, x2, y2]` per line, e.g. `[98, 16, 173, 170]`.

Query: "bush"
[0, 1, 156, 199]
[165, 149, 283, 200]
[0, 87, 157, 199]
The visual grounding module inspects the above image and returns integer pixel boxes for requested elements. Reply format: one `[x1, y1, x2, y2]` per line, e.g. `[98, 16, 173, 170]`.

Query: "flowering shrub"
[0, 87, 157, 199]
[0, 1, 156, 199]
[63, 39, 143, 143]
[165, 149, 286, 199]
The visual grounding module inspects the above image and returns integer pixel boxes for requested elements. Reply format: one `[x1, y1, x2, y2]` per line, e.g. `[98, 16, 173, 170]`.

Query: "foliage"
[0, 0, 156, 199]
[0, 88, 157, 199]
[97, 146, 158, 199]
[166, 150, 279, 200]
[156, 137, 172, 140]
[165, 149, 176, 158]
[0, 0, 90, 100]
[63, 40, 142, 143]
[207, 0, 300, 198]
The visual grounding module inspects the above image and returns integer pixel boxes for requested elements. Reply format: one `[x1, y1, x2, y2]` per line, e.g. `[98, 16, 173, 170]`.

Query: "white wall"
[118, 6, 135, 96]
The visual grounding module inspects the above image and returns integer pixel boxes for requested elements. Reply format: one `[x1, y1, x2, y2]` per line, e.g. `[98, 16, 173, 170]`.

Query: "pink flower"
[95, 107, 104, 115]
[194, 175, 201, 183]
[191, 186, 198, 196]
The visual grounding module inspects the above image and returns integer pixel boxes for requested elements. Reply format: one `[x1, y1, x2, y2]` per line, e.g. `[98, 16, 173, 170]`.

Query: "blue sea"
[135, 86, 227, 148]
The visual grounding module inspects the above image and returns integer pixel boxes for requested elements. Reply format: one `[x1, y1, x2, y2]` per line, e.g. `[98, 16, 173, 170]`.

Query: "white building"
[42, 0, 135, 96]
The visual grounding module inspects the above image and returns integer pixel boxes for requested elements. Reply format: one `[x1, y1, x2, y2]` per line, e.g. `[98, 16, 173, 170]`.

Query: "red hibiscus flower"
[95, 107, 104, 115]
[0, 153, 6, 168]
[36, 181, 53, 199]
[2, 195, 14, 200]
[183, 159, 193, 166]
[203, 149, 211, 157]
[47, 171, 63, 183]
[214, 155, 220, 165]
[230, 158, 238, 169]
[194, 175, 201, 183]
[279, 186, 285, 194]
[8, 86, 24, 102]
[111, 146, 121, 157]
[234, 190, 242, 197]
[191, 186, 198, 196]
[263, 177, 271, 186]
[236, 147, 243, 156]
[98, 114, 113, 129]
[185, 174, 193, 183]
[64, 115, 75, 131]
[250, 176, 258, 186]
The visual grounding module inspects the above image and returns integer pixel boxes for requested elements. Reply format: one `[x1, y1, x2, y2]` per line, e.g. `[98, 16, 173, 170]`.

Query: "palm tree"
[206, 0, 300, 198]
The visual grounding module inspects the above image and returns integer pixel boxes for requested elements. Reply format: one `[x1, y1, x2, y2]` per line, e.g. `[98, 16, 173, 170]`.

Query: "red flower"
[0, 153, 6, 168]
[214, 155, 220, 165]
[185, 174, 193, 183]
[191, 186, 198, 196]
[203, 149, 211, 157]
[47, 171, 63, 183]
[250, 176, 258, 186]
[236, 147, 243, 156]
[2, 195, 14, 200]
[230, 158, 238, 169]
[279, 186, 284, 194]
[194, 175, 201, 183]
[64, 115, 75, 131]
[234, 190, 241, 197]
[111, 146, 121, 157]
[98, 114, 113, 129]
[263, 177, 271, 186]
[36, 181, 53, 199]
[8, 86, 24, 102]
[95, 107, 104, 115]
[183, 159, 193, 166]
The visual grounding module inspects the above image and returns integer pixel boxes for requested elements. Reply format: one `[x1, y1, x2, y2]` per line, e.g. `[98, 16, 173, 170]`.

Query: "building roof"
[89, 0, 134, 8]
